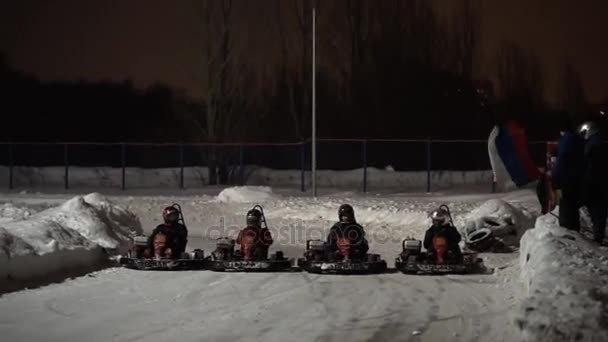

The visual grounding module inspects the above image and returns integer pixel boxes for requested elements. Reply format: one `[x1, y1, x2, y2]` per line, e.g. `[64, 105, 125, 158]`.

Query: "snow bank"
[0, 165, 492, 190]
[463, 199, 535, 246]
[515, 213, 608, 341]
[0, 193, 141, 288]
[216, 186, 277, 203]
[0, 203, 35, 223]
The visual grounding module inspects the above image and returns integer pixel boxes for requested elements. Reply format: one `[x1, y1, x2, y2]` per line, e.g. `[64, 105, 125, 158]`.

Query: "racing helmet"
[338, 204, 355, 223]
[578, 121, 599, 140]
[429, 207, 449, 226]
[246, 208, 263, 228]
[163, 206, 180, 225]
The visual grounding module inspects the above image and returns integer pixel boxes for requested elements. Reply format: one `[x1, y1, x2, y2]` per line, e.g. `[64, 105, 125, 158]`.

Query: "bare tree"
[495, 40, 544, 113]
[177, 0, 252, 184]
[346, 0, 368, 77]
[557, 62, 587, 117]
[275, 0, 320, 140]
[458, 0, 480, 78]
[201, 0, 238, 143]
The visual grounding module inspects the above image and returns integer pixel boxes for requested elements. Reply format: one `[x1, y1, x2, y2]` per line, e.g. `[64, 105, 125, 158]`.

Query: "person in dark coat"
[579, 121, 608, 243]
[326, 204, 369, 260]
[145, 206, 188, 258]
[423, 207, 462, 257]
[552, 119, 585, 231]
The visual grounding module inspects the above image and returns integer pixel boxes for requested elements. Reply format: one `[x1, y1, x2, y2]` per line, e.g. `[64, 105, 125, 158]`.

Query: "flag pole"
[312, 6, 317, 198]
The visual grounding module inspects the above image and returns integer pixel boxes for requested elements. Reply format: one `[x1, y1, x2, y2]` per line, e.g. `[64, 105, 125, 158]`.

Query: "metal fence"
[0, 139, 550, 192]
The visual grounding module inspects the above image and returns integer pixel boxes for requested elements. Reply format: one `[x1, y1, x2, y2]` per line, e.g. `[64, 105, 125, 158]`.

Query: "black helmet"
[246, 208, 263, 228]
[338, 204, 355, 223]
[163, 206, 180, 225]
[429, 207, 449, 226]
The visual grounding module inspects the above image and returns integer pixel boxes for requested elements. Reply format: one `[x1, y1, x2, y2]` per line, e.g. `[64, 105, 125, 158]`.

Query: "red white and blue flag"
[488, 120, 540, 189]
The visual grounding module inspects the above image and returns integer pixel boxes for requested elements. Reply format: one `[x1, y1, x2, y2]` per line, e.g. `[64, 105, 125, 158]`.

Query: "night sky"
[1, 0, 607, 106]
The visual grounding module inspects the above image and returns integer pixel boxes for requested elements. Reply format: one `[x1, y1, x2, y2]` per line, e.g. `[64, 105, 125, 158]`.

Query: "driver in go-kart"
[423, 207, 462, 260]
[144, 206, 188, 259]
[326, 204, 369, 260]
[236, 208, 274, 260]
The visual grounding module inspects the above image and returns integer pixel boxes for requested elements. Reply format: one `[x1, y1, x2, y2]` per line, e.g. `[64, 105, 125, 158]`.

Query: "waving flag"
[488, 120, 540, 190]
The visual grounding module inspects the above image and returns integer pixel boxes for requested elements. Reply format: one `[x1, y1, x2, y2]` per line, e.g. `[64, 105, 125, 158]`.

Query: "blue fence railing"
[0, 139, 550, 192]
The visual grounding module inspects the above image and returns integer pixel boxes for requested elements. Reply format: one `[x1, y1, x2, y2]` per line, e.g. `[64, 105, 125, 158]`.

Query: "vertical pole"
[426, 138, 431, 193]
[8, 143, 13, 190]
[239, 145, 245, 186]
[121, 143, 126, 191]
[300, 141, 306, 192]
[64, 143, 69, 190]
[362, 140, 368, 193]
[311, 7, 317, 197]
[179, 143, 184, 190]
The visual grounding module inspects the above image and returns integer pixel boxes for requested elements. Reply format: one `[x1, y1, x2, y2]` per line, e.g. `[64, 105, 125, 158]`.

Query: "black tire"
[465, 228, 494, 252]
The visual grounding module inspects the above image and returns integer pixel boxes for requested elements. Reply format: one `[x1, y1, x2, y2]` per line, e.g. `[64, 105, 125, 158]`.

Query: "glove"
[553, 189, 562, 205]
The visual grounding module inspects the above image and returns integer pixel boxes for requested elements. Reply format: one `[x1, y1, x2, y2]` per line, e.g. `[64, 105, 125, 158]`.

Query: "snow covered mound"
[462, 199, 535, 246]
[514, 213, 608, 341]
[216, 186, 276, 203]
[0, 193, 141, 287]
[0, 203, 35, 223]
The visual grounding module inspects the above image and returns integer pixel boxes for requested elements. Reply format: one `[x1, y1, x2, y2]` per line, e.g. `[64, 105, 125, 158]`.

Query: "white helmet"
[429, 207, 449, 226]
[578, 121, 599, 140]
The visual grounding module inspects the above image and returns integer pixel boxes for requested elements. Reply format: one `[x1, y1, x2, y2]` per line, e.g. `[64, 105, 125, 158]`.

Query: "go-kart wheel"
[190, 249, 205, 260]
[274, 251, 284, 260]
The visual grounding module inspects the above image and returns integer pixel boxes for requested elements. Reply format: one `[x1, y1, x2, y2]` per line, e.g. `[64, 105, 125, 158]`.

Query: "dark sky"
[1, 0, 607, 106]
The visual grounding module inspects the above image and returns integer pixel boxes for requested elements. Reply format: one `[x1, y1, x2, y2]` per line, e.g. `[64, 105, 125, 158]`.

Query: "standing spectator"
[552, 119, 585, 231]
[579, 121, 608, 243]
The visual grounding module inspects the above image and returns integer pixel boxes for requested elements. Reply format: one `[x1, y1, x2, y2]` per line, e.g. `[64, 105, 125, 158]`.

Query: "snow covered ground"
[0, 187, 540, 341]
[515, 212, 608, 341]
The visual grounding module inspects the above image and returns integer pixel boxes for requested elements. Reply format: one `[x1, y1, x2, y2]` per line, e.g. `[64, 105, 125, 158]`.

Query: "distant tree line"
[1, 0, 601, 145]
[180, 0, 598, 142]
[1, 55, 179, 142]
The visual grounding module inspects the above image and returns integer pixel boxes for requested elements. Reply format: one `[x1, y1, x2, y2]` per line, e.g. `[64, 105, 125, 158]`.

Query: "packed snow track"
[0, 256, 519, 342]
[0, 188, 535, 341]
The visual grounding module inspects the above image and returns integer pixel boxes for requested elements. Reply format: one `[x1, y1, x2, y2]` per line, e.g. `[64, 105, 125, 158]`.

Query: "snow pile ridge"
[0, 203, 34, 224]
[57, 193, 142, 251]
[217, 186, 277, 203]
[515, 213, 608, 341]
[0, 194, 141, 290]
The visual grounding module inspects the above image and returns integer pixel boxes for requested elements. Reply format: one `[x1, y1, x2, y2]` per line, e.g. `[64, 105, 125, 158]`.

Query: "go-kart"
[203, 205, 294, 272]
[395, 237, 484, 275]
[297, 239, 387, 274]
[203, 237, 293, 272]
[395, 205, 484, 275]
[119, 235, 206, 271]
[119, 204, 206, 271]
